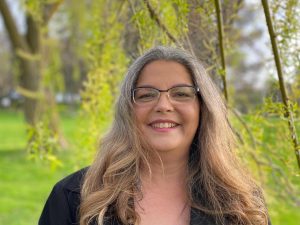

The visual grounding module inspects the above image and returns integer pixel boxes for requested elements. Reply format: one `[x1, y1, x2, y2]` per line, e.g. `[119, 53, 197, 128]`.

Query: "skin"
[134, 60, 200, 163]
[133, 60, 200, 225]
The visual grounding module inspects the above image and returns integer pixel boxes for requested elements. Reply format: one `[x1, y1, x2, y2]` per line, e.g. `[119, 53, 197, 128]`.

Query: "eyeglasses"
[132, 85, 200, 105]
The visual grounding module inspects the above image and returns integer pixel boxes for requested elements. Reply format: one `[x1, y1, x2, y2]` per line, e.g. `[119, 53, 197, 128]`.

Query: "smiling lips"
[149, 120, 179, 129]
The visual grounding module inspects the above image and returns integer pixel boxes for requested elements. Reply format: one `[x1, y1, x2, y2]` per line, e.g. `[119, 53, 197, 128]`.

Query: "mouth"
[150, 122, 178, 128]
[148, 120, 179, 130]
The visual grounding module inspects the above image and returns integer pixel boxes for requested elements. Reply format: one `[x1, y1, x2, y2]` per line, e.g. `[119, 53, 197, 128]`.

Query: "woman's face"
[133, 60, 200, 160]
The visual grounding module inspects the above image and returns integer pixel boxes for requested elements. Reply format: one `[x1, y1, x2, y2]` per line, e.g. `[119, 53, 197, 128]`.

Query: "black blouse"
[38, 168, 271, 225]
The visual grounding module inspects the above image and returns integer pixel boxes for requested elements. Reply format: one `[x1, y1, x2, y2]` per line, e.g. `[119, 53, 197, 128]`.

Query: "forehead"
[136, 60, 193, 87]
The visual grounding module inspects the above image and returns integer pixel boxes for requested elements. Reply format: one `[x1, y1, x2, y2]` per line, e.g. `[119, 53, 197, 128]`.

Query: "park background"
[0, 0, 299, 224]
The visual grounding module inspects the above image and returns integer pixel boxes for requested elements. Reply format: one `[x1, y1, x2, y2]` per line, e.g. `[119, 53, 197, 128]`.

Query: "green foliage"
[270, 0, 300, 84]
[262, 97, 299, 117]
[22, 0, 43, 23]
[71, 0, 129, 160]
[231, 97, 300, 207]
[262, 97, 287, 117]
[26, 119, 62, 170]
[2, 1, 300, 223]
[131, 0, 189, 50]
[0, 110, 76, 225]
[42, 39, 65, 92]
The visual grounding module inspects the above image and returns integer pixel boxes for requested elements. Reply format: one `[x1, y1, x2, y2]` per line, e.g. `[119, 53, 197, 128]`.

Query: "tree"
[0, 0, 68, 159]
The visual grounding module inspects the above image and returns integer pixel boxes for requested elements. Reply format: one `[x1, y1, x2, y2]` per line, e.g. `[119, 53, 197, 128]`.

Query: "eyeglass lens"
[133, 86, 197, 104]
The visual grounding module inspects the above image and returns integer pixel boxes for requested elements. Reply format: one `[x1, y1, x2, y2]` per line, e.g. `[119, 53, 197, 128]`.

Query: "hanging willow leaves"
[75, 0, 129, 162]
[130, 0, 189, 50]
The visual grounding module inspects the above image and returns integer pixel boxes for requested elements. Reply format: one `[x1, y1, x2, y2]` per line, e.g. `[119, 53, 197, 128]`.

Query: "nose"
[154, 92, 174, 112]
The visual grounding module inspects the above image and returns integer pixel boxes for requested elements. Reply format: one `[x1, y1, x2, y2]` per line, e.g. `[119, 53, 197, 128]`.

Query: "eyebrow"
[135, 83, 194, 88]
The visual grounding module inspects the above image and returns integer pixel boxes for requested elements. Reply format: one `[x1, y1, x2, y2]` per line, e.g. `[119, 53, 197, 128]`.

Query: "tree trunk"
[20, 55, 41, 125]
[0, 0, 41, 125]
[0, 0, 67, 149]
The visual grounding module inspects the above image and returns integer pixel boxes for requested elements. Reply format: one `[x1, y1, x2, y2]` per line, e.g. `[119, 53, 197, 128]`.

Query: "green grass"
[0, 109, 82, 225]
[0, 109, 299, 225]
[0, 150, 73, 225]
[0, 110, 27, 151]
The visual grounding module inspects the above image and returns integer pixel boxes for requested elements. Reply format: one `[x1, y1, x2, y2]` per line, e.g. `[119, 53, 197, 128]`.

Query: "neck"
[141, 152, 189, 185]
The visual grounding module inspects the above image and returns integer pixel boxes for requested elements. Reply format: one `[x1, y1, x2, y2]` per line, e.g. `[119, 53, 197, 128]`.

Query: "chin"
[149, 141, 186, 154]
[147, 138, 176, 149]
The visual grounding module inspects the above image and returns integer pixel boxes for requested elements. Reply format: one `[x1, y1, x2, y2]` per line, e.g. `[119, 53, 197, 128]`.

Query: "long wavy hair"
[80, 46, 268, 225]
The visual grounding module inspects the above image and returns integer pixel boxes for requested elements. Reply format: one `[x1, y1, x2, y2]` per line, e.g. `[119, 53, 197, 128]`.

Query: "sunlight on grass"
[0, 110, 79, 225]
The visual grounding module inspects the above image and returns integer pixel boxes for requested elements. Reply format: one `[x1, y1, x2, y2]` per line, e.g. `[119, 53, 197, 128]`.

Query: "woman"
[39, 46, 270, 225]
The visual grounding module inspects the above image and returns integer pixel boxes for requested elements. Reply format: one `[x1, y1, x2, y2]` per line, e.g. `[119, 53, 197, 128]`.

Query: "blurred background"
[0, 0, 299, 224]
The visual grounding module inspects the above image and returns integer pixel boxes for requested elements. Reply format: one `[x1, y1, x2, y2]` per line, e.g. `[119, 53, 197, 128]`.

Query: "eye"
[170, 87, 194, 100]
[173, 91, 191, 97]
[134, 89, 157, 102]
[137, 93, 156, 99]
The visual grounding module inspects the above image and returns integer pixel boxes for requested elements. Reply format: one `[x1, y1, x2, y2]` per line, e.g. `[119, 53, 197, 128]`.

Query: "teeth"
[151, 123, 177, 128]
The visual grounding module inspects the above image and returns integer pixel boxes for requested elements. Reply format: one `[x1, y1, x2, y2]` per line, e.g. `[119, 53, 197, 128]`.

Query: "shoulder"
[54, 167, 88, 194]
[38, 167, 89, 225]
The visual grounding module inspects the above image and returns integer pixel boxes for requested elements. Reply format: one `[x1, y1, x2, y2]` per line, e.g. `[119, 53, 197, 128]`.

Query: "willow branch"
[214, 0, 228, 101]
[183, 32, 197, 58]
[128, 0, 144, 55]
[143, 0, 181, 47]
[230, 106, 300, 204]
[230, 107, 257, 148]
[43, 0, 64, 25]
[261, 0, 300, 169]
[225, 0, 243, 27]
[249, 149, 300, 206]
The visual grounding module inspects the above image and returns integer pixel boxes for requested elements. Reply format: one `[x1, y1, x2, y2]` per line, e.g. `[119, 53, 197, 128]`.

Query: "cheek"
[133, 107, 148, 127]
[182, 105, 199, 122]
[182, 107, 200, 134]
